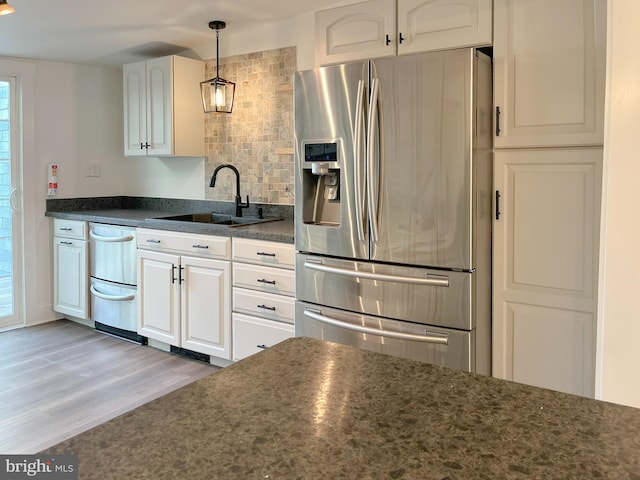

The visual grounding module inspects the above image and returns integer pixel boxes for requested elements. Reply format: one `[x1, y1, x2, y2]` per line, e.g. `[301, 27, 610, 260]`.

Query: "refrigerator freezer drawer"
[295, 301, 473, 372]
[90, 278, 137, 332]
[296, 254, 473, 331]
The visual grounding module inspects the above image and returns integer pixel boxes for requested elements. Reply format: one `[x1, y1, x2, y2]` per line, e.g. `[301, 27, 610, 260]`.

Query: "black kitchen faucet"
[209, 164, 250, 217]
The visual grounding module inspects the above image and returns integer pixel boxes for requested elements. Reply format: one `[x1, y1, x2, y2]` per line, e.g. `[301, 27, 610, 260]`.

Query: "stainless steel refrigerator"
[294, 48, 492, 374]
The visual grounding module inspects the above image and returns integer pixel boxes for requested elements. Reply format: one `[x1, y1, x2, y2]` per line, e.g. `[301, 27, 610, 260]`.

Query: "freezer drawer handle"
[90, 285, 135, 302]
[304, 260, 449, 287]
[89, 231, 135, 243]
[303, 308, 449, 345]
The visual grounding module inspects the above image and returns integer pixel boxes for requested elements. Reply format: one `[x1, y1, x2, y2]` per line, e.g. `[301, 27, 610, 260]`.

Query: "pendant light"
[0, 0, 15, 15]
[200, 20, 235, 114]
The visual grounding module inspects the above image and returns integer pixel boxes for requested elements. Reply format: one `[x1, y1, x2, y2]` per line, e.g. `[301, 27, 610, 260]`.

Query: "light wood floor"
[0, 320, 217, 454]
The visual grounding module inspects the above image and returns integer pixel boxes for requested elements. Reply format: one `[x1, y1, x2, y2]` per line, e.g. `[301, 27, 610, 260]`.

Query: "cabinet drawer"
[232, 288, 295, 324]
[52, 219, 87, 240]
[137, 228, 231, 259]
[233, 263, 295, 297]
[232, 238, 294, 269]
[232, 313, 294, 361]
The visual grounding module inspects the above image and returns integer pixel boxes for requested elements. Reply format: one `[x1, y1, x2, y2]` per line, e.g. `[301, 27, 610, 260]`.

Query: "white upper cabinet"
[493, 0, 607, 148]
[397, 0, 492, 55]
[316, 0, 396, 65]
[316, 0, 492, 65]
[123, 55, 204, 157]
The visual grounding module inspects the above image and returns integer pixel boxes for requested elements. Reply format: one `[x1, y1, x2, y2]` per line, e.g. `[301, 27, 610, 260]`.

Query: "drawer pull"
[59, 227, 73, 231]
[257, 344, 268, 350]
[257, 304, 276, 311]
[146, 239, 161, 244]
[60, 241, 73, 245]
[192, 244, 209, 249]
[256, 252, 276, 257]
[257, 278, 276, 285]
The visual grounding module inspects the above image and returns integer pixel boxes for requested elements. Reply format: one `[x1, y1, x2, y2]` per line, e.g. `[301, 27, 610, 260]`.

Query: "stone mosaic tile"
[204, 47, 295, 207]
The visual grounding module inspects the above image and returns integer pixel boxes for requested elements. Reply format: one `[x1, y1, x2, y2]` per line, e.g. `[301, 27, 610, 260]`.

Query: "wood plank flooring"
[0, 320, 218, 454]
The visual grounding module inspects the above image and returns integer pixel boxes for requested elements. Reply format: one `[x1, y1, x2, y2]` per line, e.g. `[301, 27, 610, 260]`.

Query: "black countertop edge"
[45, 199, 295, 244]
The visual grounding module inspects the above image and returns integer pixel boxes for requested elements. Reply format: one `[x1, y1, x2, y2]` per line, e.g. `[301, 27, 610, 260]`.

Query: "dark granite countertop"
[44, 337, 640, 479]
[45, 197, 294, 244]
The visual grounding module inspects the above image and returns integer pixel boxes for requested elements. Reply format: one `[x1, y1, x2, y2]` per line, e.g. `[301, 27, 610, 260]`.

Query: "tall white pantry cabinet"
[492, 0, 606, 396]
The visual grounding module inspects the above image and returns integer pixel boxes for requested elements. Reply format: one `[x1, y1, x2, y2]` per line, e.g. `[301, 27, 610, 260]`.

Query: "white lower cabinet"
[52, 219, 89, 320]
[137, 229, 231, 360]
[232, 238, 295, 361]
[492, 147, 602, 397]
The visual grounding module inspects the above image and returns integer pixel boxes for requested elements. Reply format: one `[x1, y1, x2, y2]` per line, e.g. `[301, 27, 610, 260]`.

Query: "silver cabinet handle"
[90, 285, 135, 302]
[303, 308, 448, 345]
[304, 260, 449, 287]
[90, 231, 135, 243]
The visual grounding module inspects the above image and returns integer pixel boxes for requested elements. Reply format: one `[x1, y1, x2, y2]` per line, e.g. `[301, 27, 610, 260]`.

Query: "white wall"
[597, 0, 640, 408]
[0, 57, 127, 327]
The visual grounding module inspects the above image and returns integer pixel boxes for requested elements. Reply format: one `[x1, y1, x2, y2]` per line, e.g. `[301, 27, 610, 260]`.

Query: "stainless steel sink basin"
[155, 212, 282, 227]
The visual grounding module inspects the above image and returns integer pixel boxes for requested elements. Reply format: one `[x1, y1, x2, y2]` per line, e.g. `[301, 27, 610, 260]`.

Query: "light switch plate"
[84, 164, 100, 177]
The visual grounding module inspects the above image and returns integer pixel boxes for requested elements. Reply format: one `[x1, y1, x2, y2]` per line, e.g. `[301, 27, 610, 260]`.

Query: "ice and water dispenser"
[300, 142, 341, 226]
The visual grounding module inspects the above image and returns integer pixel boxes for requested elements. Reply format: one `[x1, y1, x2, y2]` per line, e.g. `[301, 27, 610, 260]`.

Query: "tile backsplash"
[204, 47, 295, 206]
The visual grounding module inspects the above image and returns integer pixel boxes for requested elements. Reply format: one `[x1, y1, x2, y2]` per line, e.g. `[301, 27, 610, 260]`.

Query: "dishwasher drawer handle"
[90, 231, 135, 243]
[257, 278, 277, 285]
[90, 285, 135, 302]
[303, 308, 449, 345]
[304, 260, 450, 287]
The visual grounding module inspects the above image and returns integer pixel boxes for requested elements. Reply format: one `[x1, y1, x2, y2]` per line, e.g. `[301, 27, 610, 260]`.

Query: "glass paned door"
[0, 77, 21, 329]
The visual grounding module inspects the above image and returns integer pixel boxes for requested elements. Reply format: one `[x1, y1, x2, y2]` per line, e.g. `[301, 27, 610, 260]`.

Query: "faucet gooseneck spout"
[210, 164, 250, 217]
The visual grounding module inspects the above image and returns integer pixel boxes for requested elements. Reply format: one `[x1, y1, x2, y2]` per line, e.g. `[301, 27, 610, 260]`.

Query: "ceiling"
[0, 0, 341, 66]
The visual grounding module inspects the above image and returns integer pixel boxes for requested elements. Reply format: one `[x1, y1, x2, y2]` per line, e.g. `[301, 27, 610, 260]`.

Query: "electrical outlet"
[85, 164, 100, 177]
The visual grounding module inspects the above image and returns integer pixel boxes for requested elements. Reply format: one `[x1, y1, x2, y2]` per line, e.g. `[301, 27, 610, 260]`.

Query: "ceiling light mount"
[200, 20, 235, 114]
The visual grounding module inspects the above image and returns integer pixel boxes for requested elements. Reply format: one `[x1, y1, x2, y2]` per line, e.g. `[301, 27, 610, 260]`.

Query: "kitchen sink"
[154, 212, 283, 227]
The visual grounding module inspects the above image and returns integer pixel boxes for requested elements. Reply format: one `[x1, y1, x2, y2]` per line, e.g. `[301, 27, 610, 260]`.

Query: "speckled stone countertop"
[45, 196, 294, 244]
[44, 337, 640, 479]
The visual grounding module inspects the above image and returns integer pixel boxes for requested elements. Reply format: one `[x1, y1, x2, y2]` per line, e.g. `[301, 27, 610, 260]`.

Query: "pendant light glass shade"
[201, 21, 235, 114]
[0, 0, 15, 15]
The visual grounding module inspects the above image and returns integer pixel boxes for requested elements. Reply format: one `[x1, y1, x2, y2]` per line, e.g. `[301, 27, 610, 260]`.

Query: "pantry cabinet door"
[137, 250, 180, 345]
[180, 256, 231, 360]
[397, 0, 492, 55]
[493, 0, 606, 147]
[492, 148, 602, 397]
[316, 0, 396, 65]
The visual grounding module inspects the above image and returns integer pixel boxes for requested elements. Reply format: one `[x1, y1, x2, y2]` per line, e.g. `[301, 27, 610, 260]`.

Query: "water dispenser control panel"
[304, 142, 339, 176]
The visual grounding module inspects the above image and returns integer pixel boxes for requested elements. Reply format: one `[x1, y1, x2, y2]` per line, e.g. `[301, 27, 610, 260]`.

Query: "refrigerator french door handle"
[354, 79, 366, 242]
[303, 308, 449, 345]
[304, 259, 450, 287]
[366, 77, 380, 242]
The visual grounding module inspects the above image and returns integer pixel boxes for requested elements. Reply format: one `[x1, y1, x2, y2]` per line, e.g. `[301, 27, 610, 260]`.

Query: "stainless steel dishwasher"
[89, 223, 145, 343]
